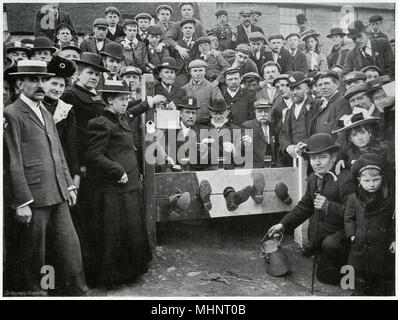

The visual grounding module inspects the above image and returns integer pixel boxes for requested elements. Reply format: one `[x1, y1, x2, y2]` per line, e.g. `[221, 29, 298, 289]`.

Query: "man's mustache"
[35, 89, 45, 94]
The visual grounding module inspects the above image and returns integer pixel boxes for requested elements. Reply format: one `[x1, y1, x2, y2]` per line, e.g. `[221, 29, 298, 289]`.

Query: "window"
[3, 10, 8, 32]
[279, 7, 304, 36]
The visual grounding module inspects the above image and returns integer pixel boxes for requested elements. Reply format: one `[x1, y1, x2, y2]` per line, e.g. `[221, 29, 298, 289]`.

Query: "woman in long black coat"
[86, 80, 160, 287]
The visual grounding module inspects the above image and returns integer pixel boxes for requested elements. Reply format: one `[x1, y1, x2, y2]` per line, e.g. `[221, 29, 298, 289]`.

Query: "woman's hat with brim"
[344, 83, 369, 99]
[288, 71, 310, 88]
[326, 27, 346, 38]
[73, 52, 109, 72]
[31, 37, 57, 53]
[302, 30, 320, 42]
[367, 75, 391, 93]
[332, 109, 380, 134]
[47, 55, 76, 79]
[303, 133, 339, 155]
[9, 60, 55, 76]
[177, 96, 199, 110]
[100, 42, 125, 60]
[156, 57, 179, 71]
[208, 98, 229, 112]
[98, 80, 130, 94]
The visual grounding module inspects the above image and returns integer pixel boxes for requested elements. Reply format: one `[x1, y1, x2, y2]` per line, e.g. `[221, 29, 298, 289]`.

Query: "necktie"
[273, 53, 279, 62]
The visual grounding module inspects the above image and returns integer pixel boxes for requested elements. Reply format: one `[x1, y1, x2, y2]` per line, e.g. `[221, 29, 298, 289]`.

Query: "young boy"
[146, 25, 169, 70]
[135, 12, 152, 44]
[55, 23, 73, 48]
[286, 33, 307, 74]
[345, 153, 395, 296]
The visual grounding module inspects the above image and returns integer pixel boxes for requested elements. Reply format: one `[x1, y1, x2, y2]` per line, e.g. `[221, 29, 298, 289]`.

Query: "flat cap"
[249, 32, 266, 41]
[120, 65, 142, 77]
[215, 10, 228, 17]
[223, 67, 240, 77]
[135, 13, 152, 21]
[180, 19, 196, 27]
[318, 70, 340, 81]
[195, 36, 211, 46]
[239, 8, 253, 15]
[104, 6, 120, 16]
[146, 25, 163, 36]
[261, 61, 281, 73]
[367, 75, 391, 93]
[156, 4, 173, 14]
[344, 83, 370, 99]
[268, 34, 284, 41]
[241, 72, 261, 82]
[272, 74, 290, 87]
[124, 19, 138, 27]
[93, 18, 109, 27]
[343, 71, 367, 83]
[188, 59, 207, 69]
[179, 3, 195, 9]
[369, 15, 383, 23]
[254, 99, 272, 108]
[360, 65, 382, 74]
[286, 33, 300, 40]
[235, 44, 252, 56]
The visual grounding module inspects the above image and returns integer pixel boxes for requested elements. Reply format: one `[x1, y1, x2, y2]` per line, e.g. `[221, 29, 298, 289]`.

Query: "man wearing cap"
[135, 12, 152, 44]
[4, 59, 87, 295]
[120, 66, 142, 101]
[155, 5, 176, 36]
[269, 133, 355, 285]
[286, 33, 307, 74]
[5, 41, 31, 62]
[310, 71, 351, 136]
[30, 37, 57, 63]
[59, 41, 82, 61]
[251, 10, 262, 27]
[235, 8, 264, 46]
[182, 59, 224, 125]
[155, 57, 186, 108]
[263, 34, 293, 74]
[241, 72, 261, 93]
[229, 44, 259, 75]
[146, 26, 170, 69]
[257, 61, 280, 103]
[34, 3, 78, 42]
[54, 23, 74, 48]
[242, 100, 277, 168]
[248, 32, 270, 76]
[343, 71, 367, 91]
[80, 18, 113, 55]
[222, 68, 256, 126]
[361, 65, 382, 82]
[211, 10, 236, 51]
[342, 20, 394, 79]
[296, 13, 309, 37]
[280, 71, 319, 162]
[307, 71, 323, 100]
[326, 27, 351, 69]
[105, 6, 125, 42]
[344, 84, 380, 118]
[368, 15, 388, 40]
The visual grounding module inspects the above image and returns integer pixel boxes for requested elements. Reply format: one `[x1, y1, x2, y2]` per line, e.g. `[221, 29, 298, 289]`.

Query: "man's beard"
[211, 117, 228, 128]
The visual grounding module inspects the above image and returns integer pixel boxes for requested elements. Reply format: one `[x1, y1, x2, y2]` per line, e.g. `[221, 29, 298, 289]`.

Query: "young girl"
[345, 153, 395, 295]
[302, 30, 328, 72]
[86, 80, 153, 287]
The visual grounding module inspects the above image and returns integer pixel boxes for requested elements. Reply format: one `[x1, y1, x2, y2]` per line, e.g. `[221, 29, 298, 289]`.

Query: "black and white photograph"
[1, 0, 396, 302]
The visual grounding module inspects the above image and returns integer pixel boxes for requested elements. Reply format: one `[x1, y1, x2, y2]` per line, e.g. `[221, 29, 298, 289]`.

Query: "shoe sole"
[253, 174, 265, 204]
[199, 180, 212, 211]
[176, 192, 191, 211]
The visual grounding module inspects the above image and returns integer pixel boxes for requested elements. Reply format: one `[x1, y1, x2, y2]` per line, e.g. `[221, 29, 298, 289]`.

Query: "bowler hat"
[261, 61, 281, 73]
[326, 27, 346, 38]
[303, 133, 339, 155]
[286, 33, 300, 41]
[344, 83, 369, 99]
[104, 6, 120, 16]
[73, 52, 109, 72]
[9, 60, 55, 77]
[288, 71, 310, 88]
[241, 72, 261, 82]
[21, 38, 34, 49]
[156, 57, 179, 71]
[135, 13, 152, 21]
[215, 10, 228, 17]
[360, 65, 382, 74]
[249, 32, 265, 41]
[333, 109, 379, 134]
[93, 18, 109, 27]
[296, 13, 307, 24]
[177, 96, 199, 110]
[188, 59, 207, 69]
[156, 5, 173, 14]
[146, 25, 163, 36]
[351, 153, 385, 179]
[343, 71, 367, 84]
[47, 55, 76, 79]
[98, 80, 130, 94]
[367, 75, 391, 93]
[31, 37, 56, 53]
[100, 42, 125, 60]
[306, 71, 321, 86]
[347, 20, 366, 39]
[208, 98, 228, 112]
[120, 65, 142, 77]
[301, 30, 320, 42]
[369, 15, 383, 23]
[5, 41, 31, 54]
[60, 41, 82, 54]
[180, 19, 196, 28]
[235, 44, 252, 56]
[254, 99, 272, 108]
[272, 74, 290, 87]
[195, 36, 211, 46]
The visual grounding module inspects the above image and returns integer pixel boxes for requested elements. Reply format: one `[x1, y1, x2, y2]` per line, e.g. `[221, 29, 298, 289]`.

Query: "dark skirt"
[89, 189, 152, 286]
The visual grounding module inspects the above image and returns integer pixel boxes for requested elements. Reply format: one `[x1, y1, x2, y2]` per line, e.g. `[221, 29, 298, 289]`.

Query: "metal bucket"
[261, 233, 290, 277]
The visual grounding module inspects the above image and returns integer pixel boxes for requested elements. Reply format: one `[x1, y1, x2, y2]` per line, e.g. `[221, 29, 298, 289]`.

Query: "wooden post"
[294, 156, 309, 248]
[141, 74, 157, 248]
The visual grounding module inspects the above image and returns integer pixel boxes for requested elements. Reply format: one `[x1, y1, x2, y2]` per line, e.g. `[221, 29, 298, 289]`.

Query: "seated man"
[242, 100, 277, 168]
[268, 133, 355, 285]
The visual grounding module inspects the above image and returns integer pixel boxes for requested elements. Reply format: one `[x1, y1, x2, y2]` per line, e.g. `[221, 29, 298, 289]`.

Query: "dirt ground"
[89, 214, 352, 297]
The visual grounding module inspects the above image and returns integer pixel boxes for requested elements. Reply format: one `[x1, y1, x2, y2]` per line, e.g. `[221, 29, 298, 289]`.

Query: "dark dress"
[86, 110, 152, 286]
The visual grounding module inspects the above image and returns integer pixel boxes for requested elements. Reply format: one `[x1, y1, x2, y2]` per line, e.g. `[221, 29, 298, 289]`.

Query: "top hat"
[215, 9, 228, 17]
[351, 153, 385, 179]
[156, 5, 173, 14]
[47, 55, 76, 79]
[301, 30, 320, 42]
[60, 41, 82, 53]
[135, 13, 152, 21]
[98, 80, 130, 94]
[73, 52, 109, 72]
[369, 15, 383, 23]
[9, 60, 55, 77]
[177, 96, 199, 110]
[156, 57, 179, 71]
[5, 41, 31, 54]
[100, 42, 125, 60]
[104, 6, 120, 16]
[208, 98, 229, 112]
[288, 71, 310, 88]
[93, 18, 109, 27]
[326, 27, 346, 38]
[347, 20, 366, 39]
[332, 109, 379, 134]
[303, 133, 339, 155]
[31, 37, 57, 53]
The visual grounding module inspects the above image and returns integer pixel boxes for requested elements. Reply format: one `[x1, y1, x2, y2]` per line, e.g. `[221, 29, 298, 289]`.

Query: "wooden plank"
[294, 157, 309, 248]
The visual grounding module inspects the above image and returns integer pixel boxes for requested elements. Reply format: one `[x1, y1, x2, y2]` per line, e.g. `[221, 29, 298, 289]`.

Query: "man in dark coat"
[80, 18, 114, 55]
[263, 34, 293, 75]
[104, 6, 125, 42]
[269, 133, 355, 285]
[34, 3, 78, 42]
[235, 8, 264, 46]
[286, 33, 308, 74]
[4, 60, 87, 295]
[248, 32, 270, 77]
[242, 100, 277, 168]
[367, 15, 389, 40]
[342, 20, 394, 79]
[211, 9, 236, 51]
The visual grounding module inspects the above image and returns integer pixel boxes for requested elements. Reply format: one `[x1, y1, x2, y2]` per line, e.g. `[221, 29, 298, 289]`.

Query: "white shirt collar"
[180, 121, 191, 136]
[20, 93, 40, 109]
[283, 97, 293, 108]
[294, 96, 307, 119]
[108, 26, 116, 34]
[161, 82, 172, 92]
[227, 88, 239, 97]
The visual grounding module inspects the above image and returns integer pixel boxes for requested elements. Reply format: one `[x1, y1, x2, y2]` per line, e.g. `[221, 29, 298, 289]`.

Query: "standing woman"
[326, 27, 351, 69]
[303, 30, 328, 73]
[86, 80, 152, 287]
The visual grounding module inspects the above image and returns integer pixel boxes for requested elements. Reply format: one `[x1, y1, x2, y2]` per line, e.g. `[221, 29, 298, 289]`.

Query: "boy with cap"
[155, 5, 176, 35]
[135, 12, 152, 44]
[257, 61, 280, 103]
[235, 8, 264, 46]
[104, 6, 125, 42]
[342, 20, 394, 79]
[54, 23, 74, 48]
[361, 65, 382, 82]
[345, 153, 395, 295]
[80, 18, 113, 54]
[263, 34, 293, 74]
[269, 133, 355, 285]
[367, 15, 388, 40]
[212, 9, 236, 51]
[248, 32, 271, 76]
[286, 33, 308, 74]
[146, 25, 170, 69]
[30, 37, 57, 62]
[59, 41, 82, 61]
[228, 44, 259, 75]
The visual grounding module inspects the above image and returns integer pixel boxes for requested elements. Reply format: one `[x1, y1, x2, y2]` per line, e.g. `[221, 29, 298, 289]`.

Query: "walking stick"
[311, 176, 323, 295]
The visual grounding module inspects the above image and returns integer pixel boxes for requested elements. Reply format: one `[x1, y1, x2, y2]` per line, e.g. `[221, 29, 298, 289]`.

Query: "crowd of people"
[2, 3, 396, 296]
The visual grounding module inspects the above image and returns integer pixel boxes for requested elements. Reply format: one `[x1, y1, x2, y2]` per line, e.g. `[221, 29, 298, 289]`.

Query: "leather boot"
[169, 189, 191, 218]
[223, 186, 253, 211]
[251, 173, 265, 204]
[197, 179, 212, 211]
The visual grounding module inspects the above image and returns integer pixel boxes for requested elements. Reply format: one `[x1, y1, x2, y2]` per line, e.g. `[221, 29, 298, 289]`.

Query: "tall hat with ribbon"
[9, 60, 55, 77]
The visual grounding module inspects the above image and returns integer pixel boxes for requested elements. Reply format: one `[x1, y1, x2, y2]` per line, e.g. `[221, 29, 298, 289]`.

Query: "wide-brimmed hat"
[60, 41, 82, 53]
[120, 66, 142, 77]
[344, 83, 369, 99]
[73, 52, 109, 72]
[303, 133, 339, 155]
[332, 109, 379, 134]
[98, 80, 130, 94]
[47, 55, 76, 79]
[177, 96, 199, 110]
[31, 37, 57, 53]
[5, 41, 31, 54]
[343, 71, 367, 84]
[288, 71, 310, 88]
[360, 65, 382, 74]
[347, 20, 366, 39]
[156, 57, 179, 71]
[302, 30, 320, 42]
[9, 60, 55, 77]
[100, 42, 125, 60]
[208, 98, 229, 112]
[351, 153, 385, 179]
[367, 75, 391, 93]
[327, 27, 346, 38]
